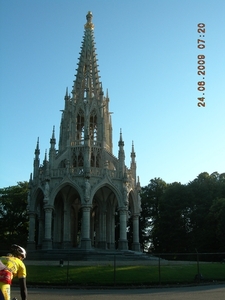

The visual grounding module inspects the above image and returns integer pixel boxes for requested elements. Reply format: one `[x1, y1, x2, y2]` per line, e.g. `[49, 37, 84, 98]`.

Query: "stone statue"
[44, 181, 50, 202]
[123, 184, 128, 206]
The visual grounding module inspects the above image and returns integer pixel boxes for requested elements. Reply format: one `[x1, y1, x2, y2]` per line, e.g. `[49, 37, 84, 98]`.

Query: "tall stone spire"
[72, 11, 102, 100]
[57, 12, 113, 154]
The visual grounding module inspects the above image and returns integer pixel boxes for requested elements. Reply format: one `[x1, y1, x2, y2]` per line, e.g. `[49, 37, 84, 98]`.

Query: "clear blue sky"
[0, 0, 224, 188]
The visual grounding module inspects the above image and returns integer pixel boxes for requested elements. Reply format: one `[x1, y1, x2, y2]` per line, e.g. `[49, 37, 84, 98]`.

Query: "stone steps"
[27, 249, 157, 262]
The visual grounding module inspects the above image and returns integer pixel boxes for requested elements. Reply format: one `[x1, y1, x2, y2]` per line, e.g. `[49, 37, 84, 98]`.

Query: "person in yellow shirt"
[0, 244, 27, 300]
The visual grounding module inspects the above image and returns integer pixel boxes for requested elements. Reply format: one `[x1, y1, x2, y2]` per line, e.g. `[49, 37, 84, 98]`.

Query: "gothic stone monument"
[27, 12, 141, 253]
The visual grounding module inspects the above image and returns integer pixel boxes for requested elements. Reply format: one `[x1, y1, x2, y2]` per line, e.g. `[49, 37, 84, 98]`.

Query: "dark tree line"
[0, 181, 28, 251]
[1, 172, 225, 254]
[139, 172, 225, 253]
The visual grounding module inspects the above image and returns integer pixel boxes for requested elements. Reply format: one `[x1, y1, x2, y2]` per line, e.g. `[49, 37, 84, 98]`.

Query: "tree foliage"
[141, 172, 225, 253]
[0, 181, 29, 251]
[140, 178, 167, 251]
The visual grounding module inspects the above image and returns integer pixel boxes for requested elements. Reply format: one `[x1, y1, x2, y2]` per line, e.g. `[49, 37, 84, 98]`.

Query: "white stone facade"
[27, 12, 141, 252]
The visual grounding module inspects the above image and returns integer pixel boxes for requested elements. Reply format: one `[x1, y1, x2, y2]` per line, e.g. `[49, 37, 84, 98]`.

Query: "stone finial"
[85, 11, 94, 30]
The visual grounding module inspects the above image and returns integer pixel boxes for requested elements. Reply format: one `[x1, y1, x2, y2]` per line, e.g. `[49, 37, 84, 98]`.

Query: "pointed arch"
[53, 184, 82, 249]
[91, 184, 119, 249]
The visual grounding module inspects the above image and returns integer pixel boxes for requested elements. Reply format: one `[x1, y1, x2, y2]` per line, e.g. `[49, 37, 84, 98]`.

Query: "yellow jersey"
[0, 256, 26, 279]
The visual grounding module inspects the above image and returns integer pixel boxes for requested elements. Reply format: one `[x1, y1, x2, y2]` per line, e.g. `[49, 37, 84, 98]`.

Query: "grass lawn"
[13, 263, 225, 287]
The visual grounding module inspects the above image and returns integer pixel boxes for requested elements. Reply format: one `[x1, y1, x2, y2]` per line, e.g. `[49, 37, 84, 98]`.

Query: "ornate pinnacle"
[84, 11, 94, 30]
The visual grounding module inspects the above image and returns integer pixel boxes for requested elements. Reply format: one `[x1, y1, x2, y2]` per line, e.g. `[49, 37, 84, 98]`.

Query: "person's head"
[11, 244, 26, 260]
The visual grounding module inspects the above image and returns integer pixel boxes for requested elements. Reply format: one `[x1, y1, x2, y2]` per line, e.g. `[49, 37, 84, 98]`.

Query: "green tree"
[187, 172, 225, 252]
[158, 182, 191, 253]
[0, 181, 29, 251]
[140, 178, 167, 252]
[140, 172, 225, 254]
[207, 198, 225, 252]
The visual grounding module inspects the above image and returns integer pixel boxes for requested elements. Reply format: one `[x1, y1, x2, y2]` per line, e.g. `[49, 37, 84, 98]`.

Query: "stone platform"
[26, 248, 158, 263]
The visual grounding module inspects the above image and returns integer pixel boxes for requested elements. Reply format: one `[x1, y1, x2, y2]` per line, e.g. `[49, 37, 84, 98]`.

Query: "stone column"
[80, 206, 92, 250]
[118, 208, 128, 250]
[73, 208, 79, 247]
[63, 207, 71, 249]
[98, 209, 107, 249]
[43, 206, 53, 249]
[107, 210, 115, 249]
[132, 214, 141, 251]
[111, 212, 115, 249]
[94, 211, 99, 247]
[27, 212, 36, 250]
[38, 216, 44, 248]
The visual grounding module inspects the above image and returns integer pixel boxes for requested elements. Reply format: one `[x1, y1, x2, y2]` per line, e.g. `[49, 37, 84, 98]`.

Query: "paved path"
[11, 284, 225, 300]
